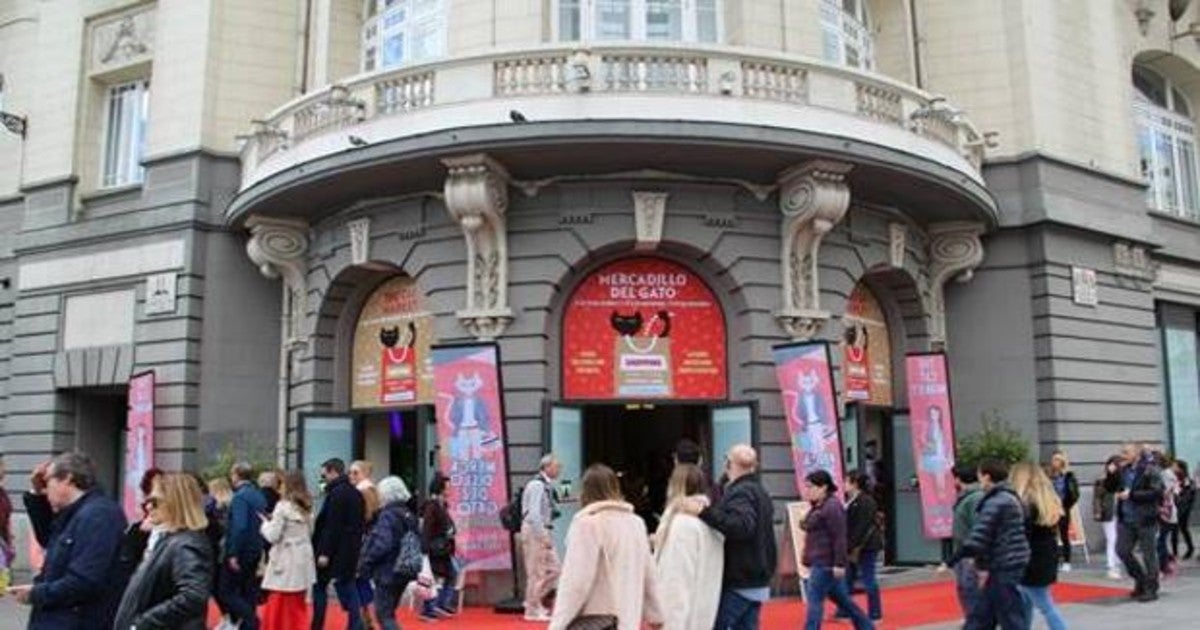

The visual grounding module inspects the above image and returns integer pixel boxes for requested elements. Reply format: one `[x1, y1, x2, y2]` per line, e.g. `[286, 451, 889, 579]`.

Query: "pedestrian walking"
[1094, 455, 1124, 580]
[1046, 450, 1079, 572]
[1011, 462, 1068, 630]
[801, 470, 874, 630]
[653, 463, 724, 630]
[1156, 452, 1180, 576]
[358, 476, 420, 630]
[521, 453, 563, 622]
[112, 473, 214, 630]
[950, 465, 984, 616]
[679, 444, 777, 630]
[260, 469, 317, 630]
[11, 452, 127, 629]
[673, 438, 721, 504]
[1116, 443, 1164, 602]
[117, 468, 164, 584]
[0, 456, 13, 586]
[949, 458, 1030, 630]
[350, 460, 380, 628]
[837, 470, 882, 622]
[421, 471, 459, 620]
[312, 458, 367, 630]
[202, 475, 233, 625]
[1171, 459, 1195, 560]
[220, 461, 268, 630]
[549, 463, 665, 630]
[259, 469, 283, 517]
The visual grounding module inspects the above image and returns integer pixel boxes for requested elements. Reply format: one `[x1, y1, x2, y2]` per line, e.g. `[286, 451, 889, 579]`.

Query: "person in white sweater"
[654, 463, 725, 630]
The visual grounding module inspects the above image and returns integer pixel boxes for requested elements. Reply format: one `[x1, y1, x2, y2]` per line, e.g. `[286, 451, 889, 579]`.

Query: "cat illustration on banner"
[783, 368, 837, 476]
[379, 321, 418, 404]
[441, 372, 501, 461]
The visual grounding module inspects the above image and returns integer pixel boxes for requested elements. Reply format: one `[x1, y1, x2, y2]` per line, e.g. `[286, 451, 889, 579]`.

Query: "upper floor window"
[821, 0, 874, 71]
[362, 0, 447, 72]
[102, 79, 149, 189]
[1134, 65, 1199, 219]
[556, 0, 721, 44]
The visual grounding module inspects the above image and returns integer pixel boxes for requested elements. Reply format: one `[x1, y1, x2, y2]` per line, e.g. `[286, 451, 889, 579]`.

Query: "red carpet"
[209, 579, 1125, 628]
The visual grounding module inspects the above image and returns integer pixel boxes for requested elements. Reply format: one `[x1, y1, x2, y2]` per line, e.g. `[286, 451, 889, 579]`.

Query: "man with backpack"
[520, 453, 562, 621]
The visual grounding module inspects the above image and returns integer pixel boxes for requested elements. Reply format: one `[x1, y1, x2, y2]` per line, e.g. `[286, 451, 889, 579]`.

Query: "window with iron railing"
[555, 0, 720, 44]
[361, 0, 446, 72]
[821, 0, 874, 71]
[1134, 65, 1200, 220]
[101, 79, 149, 189]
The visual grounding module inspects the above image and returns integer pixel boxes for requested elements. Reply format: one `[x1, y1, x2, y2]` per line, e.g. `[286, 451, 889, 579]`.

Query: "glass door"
[890, 411, 942, 564]
[710, 402, 755, 480]
[548, 404, 584, 554]
[299, 413, 359, 507]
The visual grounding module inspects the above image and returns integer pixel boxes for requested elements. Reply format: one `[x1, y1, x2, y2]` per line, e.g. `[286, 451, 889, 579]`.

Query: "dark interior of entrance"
[583, 404, 709, 532]
[73, 389, 127, 500]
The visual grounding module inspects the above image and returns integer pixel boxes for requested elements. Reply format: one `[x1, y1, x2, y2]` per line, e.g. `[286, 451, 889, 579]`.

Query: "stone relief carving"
[347, 217, 371, 266]
[889, 222, 907, 268]
[1113, 241, 1157, 281]
[774, 160, 854, 340]
[633, 191, 668, 250]
[91, 9, 155, 73]
[442, 153, 513, 340]
[246, 215, 311, 347]
[922, 221, 985, 349]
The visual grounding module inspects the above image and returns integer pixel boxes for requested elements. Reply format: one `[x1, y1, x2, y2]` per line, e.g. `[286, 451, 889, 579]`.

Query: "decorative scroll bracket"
[633, 191, 668, 251]
[442, 153, 514, 340]
[774, 160, 854, 340]
[246, 215, 311, 345]
[924, 221, 986, 350]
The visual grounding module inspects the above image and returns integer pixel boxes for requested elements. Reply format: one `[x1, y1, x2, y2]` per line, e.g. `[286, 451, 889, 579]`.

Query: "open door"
[547, 404, 583, 554]
[710, 402, 756, 479]
[299, 413, 359, 507]
[890, 411, 942, 564]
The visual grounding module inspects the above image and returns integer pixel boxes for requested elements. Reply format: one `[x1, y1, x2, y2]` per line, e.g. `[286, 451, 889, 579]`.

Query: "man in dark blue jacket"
[219, 461, 267, 630]
[312, 458, 366, 630]
[1115, 442, 1165, 602]
[10, 452, 126, 630]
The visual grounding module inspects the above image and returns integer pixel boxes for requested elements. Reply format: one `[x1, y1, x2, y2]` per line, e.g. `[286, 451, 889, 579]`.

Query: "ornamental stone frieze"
[774, 160, 854, 340]
[923, 221, 986, 349]
[246, 215, 311, 344]
[442, 154, 514, 340]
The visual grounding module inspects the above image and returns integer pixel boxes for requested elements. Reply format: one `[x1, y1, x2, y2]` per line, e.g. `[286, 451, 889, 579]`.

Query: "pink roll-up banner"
[432, 343, 512, 571]
[905, 353, 957, 539]
[773, 341, 844, 500]
[124, 371, 156, 523]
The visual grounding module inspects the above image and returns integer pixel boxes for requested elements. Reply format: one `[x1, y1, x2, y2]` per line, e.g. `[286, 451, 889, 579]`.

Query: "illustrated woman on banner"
[783, 369, 837, 476]
[442, 372, 500, 461]
[920, 405, 953, 499]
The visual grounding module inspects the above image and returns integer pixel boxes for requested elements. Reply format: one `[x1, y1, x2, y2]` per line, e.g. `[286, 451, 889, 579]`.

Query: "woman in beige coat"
[550, 464, 665, 630]
[259, 469, 317, 630]
[654, 464, 725, 630]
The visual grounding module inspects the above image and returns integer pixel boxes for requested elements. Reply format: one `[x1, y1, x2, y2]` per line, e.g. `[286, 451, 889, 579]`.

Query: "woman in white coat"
[654, 463, 725, 630]
[259, 469, 317, 630]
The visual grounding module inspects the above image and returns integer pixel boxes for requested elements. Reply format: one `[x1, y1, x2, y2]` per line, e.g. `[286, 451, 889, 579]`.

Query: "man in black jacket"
[837, 470, 883, 621]
[1115, 442, 1165, 602]
[681, 444, 777, 630]
[311, 458, 366, 630]
[949, 459, 1030, 630]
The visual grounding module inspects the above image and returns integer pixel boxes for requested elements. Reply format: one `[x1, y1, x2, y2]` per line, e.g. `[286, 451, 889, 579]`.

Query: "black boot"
[1137, 581, 1159, 602]
[1130, 581, 1144, 599]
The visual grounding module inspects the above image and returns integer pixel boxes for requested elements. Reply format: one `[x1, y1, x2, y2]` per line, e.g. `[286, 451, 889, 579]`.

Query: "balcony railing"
[239, 43, 986, 183]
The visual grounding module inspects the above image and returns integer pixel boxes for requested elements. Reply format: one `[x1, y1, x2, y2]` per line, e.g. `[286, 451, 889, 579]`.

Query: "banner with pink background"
[432, 343, 512, 570]
[905, 353, 957, 539]
[773, 342, 844, 500]
[124, 371, 155, 523]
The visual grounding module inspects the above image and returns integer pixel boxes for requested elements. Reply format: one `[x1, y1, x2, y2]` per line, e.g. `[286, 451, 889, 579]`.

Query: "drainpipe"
[276, 283, 292, 468]
[297, 0, 313, 95]
[909, 0, 925, 89]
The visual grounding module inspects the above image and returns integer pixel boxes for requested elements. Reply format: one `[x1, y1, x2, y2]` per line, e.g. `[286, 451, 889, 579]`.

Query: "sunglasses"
[145, 497, 162, 509]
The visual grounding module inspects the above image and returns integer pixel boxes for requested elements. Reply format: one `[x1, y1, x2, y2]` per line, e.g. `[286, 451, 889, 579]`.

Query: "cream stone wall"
[0, 5, 38, 197]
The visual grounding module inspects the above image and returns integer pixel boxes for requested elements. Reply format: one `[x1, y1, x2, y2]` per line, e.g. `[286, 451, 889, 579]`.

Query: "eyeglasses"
[145, 496, 162, 509]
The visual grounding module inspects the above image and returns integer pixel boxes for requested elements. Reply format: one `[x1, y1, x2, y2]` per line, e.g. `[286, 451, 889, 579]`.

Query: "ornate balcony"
[229, 43, 996, 225]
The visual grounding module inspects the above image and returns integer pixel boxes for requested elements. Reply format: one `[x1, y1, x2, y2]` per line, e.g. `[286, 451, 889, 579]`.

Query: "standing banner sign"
[905, 352, 957, 539]
[124, 371, 155, 522]
[432, 343, 512, 570]
[773, 342, 844, 498]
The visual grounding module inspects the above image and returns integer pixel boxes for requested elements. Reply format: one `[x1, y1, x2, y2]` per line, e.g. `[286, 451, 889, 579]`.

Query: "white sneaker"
[1107, 569, 1123, 580]
[523, 606, 551, 622]
[1060, 563, 1072, 573]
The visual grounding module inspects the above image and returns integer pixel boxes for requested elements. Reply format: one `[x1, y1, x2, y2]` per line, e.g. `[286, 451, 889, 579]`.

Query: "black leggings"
[1058, 515, 1071, 563]
[1172, 505, 1194, 557]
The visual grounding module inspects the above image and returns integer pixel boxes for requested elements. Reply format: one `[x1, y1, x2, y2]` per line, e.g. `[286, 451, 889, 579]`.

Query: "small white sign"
[145, 272, 177, 315]
[1071, 266, 1098, 306]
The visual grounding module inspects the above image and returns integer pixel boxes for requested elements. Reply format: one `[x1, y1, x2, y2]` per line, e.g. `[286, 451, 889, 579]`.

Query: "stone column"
[924, 221, 985, 349]
[774, 160, 854, 340]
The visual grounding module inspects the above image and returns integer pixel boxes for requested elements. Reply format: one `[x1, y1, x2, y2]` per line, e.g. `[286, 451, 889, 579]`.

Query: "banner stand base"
[493, 597, 524, 614]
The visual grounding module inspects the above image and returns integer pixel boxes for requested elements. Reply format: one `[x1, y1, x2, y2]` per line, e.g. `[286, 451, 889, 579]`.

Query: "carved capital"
[443, 153, 513, 339]
[923, 221, 985, 348]
[633, 191, 668, 250]
[774, 160, 853, 339]
[246, 215, 310, 342]
[348, 217, 371, 265]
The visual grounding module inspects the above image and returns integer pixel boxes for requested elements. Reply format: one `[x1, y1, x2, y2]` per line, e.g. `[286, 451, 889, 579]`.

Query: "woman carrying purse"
[421, 471, 459, 620]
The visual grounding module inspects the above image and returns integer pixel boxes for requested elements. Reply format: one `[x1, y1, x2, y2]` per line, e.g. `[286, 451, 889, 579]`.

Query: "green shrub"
[956, 411, 1030, 470]
[199, 442, 279, 483]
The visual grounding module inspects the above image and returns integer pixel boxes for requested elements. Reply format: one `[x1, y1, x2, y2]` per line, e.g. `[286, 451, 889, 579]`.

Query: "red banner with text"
[905, 353, 957, 539]
[773, 342, 844, 499]
[124, 371, 155, 523]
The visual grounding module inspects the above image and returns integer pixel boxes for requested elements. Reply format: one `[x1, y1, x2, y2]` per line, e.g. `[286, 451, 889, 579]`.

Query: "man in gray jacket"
[521, 453, 561, 621]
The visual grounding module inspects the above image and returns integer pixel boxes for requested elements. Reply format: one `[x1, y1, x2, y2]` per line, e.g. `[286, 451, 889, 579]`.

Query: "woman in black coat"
[113, 474, 214, 630]
[421, 471, 458, 620]
[1012, 463, 1067, 630]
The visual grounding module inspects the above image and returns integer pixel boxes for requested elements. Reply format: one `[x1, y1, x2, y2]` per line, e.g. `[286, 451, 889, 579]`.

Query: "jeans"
[1117, 520, 1159, 593]
[422, 561, 458, 615]
[836, 549, 881, 619]
[1172, 505, 1194, 557]
[1157, 523, 1177, 572]
[953, 560, 981, 617]
[312, 576, 364, 630]
[1101, 520, 1120, 572]
[805, 566, 873, 630]
[1018, 585, 1067, 630]
[374, 582, 404, 630]
[1057, 515, 1071, 563]
[713, 590, 762, 630]
[356, 576, 374, 607]
[218, 560, 261, 630]
[962, 572, 1029, 630]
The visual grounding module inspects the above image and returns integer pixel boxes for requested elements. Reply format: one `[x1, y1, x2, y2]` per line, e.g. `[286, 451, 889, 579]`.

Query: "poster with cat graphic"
[563, 257, 726, 400]
[432, 343, 512, 571]
[773, 341, 844, 499]
[352, 276, 434, 408]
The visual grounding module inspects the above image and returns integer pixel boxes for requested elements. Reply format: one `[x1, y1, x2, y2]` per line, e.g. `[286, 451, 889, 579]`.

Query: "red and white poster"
[432, 343, 511, 570]
[773, 342, 843, 499]
[124, 371, 155, 522]
[562, 257, 726, 400]
[352, 276, 434, 408]
[905, 352, 957, 539]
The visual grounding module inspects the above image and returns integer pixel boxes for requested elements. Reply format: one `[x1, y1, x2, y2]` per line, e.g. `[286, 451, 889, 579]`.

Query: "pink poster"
[905, 353, 957, 539]
[773, 342, 844, 499]
[432, 343, 512, 571]
[124, 371, 155, 522]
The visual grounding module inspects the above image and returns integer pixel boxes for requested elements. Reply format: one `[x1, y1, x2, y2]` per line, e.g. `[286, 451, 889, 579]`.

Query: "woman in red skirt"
[259, 469, 317, 629]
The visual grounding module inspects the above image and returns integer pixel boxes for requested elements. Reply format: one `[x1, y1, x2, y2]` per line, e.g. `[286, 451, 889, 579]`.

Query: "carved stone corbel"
[633, 191, 668, 250]
[774, 160, 854, 340]
[246, 215, 310, 344]
[442, 154, 513, 340]
[923, 221, 985, 349]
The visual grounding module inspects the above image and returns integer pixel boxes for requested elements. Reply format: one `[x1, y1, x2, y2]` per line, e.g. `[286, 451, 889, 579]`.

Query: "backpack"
[391, 509, 423, 580]
[499, 489, 524, 533]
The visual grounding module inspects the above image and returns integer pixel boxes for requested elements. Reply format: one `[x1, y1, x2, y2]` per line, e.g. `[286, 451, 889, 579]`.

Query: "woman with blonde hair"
[1010, 461, 1067, 630]
[653, 463, 724, 630]
[259, 469, 316, 629]
[113, 473, 214, 630]
[550, 464, 664, 630]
